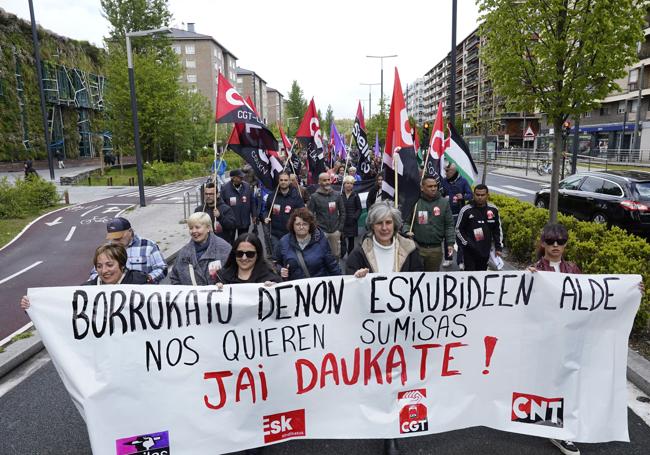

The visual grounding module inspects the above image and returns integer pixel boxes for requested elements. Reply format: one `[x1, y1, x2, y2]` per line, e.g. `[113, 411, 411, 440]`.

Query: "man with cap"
[195, 181, 236, 241]
[220, 169, 256, 241]
[89, 217, 167, 283]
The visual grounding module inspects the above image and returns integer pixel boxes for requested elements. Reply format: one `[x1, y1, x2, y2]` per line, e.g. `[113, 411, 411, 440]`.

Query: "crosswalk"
[117, 183, 195, 203]
[489, 184, 538, 197]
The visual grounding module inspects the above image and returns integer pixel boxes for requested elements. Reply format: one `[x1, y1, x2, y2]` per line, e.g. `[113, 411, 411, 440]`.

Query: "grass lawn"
[76, 166, 140, 186]
[0, 205, 65, 249]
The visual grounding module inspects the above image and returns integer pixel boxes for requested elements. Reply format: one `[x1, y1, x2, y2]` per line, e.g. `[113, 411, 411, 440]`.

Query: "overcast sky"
[4, 0, 481, 118]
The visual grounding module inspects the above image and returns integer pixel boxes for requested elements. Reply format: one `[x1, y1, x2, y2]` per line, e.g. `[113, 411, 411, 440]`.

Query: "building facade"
[236, 67, 268, 123]
[405, 77, 426, 125]
[169, 24, 237, 113]
[266, 87, 284, 126]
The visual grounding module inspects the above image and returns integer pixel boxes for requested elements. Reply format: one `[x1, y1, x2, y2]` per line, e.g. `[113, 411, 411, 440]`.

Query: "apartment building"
[406, 77, 426, 125]
[266, 87, 285, 126]
[237, 68, 268, 123]
[169, 24, 237, 112]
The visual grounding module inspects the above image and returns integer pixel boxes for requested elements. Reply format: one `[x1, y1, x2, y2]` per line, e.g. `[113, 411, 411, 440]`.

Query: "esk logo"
[398, 389, 429, 434]
[511, 392, 564, 427]
[115, 430, 170, 455]
[262, 409, 306, 443]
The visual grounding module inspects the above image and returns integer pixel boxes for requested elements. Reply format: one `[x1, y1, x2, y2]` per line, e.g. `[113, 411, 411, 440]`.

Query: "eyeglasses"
[235, 250, 257, 258]
[544, 237, 568, 246]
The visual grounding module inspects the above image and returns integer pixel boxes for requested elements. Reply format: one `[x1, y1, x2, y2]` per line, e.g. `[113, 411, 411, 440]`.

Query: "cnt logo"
[115, 430, 170, 455]
[262, 409, 306, 443]
[398, 389, 429, 434]
[511, 392, 564, 428]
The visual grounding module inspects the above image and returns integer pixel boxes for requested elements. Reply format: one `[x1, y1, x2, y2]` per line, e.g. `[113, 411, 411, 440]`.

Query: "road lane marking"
[0, 261, 43, 285]
[44, 216, 63, 226]
[81, 205, 103, 217]
[489, 186, 524, 197]
[0, 206, 70, 254]
[503, 185, 537, 195]
[64, 226, 76, 242]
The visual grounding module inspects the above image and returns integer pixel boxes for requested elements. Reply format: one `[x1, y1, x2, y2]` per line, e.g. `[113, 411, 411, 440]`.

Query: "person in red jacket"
[528, 223, 581, 274]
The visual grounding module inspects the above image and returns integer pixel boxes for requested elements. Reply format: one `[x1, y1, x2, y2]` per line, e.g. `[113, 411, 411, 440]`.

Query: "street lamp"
[125, 27, 170, 207]
[360, 82, 380, 118]
[366, 55, 398, 115]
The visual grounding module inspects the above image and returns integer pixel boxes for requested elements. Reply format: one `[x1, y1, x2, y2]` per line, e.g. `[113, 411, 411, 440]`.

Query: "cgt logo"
[398, 389, 429, 434]
[115, 430, 170, 455]
[262, 409, 306, 443]
[512, 392, 564, 427]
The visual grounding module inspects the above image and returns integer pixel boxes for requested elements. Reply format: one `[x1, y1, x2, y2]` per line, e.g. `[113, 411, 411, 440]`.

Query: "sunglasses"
[544, 237, 568, 246]
[235, 250, 257, 258]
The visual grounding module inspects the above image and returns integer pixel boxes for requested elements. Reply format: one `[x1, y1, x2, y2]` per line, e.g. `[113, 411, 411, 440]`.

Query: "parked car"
[534, 170, 650, 237]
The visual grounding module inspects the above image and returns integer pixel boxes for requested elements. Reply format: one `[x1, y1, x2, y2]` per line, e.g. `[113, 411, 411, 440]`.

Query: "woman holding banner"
[215, 233, 281, 286]
[347, 201, 423, 277]
[20, 243, 148, 309]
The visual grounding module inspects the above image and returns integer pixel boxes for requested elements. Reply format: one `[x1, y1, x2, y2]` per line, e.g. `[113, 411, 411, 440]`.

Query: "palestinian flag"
[296, 98, 326, 182]
[382, 68, 420, 219]
[353, 101, 372, 179]
[444, 122, 478, 185]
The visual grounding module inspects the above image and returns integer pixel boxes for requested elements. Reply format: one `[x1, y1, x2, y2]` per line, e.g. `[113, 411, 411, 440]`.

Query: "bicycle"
[536, 160, 552, 176]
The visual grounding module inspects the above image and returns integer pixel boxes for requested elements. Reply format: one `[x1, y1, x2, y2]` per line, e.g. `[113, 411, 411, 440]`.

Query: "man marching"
[264, 171, 305, 252]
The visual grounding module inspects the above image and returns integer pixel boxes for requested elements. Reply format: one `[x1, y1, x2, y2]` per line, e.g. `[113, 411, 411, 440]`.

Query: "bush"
[0, 176, 60, 219]
[143, 160, 209, 186]
[490, 194, 650, 333]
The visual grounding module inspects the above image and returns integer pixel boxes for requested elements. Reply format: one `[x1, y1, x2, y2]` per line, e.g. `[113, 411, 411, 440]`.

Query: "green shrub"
[490, 194, 650, 332]
[143, 160, 209, 186]
[0, 177, 60, 219]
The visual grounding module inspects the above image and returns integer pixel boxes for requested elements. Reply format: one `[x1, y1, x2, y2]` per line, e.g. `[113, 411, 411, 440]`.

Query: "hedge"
[490, 194, 650, 333]
[0, 176, 60, 219]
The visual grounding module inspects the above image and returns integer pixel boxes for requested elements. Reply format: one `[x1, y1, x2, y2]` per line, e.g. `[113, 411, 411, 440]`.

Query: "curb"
[0, 332, 43, 379]
[628, 349, 650, 397]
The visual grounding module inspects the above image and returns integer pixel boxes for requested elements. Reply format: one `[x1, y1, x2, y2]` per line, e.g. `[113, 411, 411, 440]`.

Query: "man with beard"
[308, 172, 346, 259]
[221, 169, 256, 240]
[195, 182, 236, 241]
[263, 171, 305, 252]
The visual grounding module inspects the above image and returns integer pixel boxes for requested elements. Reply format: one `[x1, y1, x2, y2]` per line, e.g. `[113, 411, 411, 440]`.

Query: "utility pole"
[449, 0, 458, 129]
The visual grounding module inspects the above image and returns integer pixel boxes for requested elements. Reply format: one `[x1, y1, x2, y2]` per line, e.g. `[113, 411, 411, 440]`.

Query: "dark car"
[534, 170, 650, 236]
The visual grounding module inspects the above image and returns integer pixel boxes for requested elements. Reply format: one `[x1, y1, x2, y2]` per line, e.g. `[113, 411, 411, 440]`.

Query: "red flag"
[382, 68, 420, 218]
[430, 102, 445, 159]
[215, 72, 262, 126]
[296, 98, 326, 181]
[356, 101, 366, 130]
[279, 124, 291, 151]
[413, 124, 420, 152]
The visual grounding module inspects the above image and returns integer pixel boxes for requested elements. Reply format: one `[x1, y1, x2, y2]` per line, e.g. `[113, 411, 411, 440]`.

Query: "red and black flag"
[352, 101, 373, 180]
[279, 124, 302, 177]
[382, 68, 420, 219]
[227, 125, 282, 190]
[215, 73, 278, 150]
[295, 98, 326, 182]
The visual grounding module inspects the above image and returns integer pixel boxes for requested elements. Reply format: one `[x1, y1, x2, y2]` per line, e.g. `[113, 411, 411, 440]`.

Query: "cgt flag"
[382, 68, 420, 219]
[296, 98, 327, 182]
[279, 124, 301, 176]
[227, 125, 282, 189]
[444, 121, 478, 185]
[429, 102, 446, 176]
[216, 72, 265, 128]
[353, 102, 372, 179]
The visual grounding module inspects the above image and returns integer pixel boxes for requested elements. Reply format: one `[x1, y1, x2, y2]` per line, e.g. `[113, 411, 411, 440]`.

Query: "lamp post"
[360, 82, 380, 118]
[125, 27, 170, 207]
[366, 55, 398, 115]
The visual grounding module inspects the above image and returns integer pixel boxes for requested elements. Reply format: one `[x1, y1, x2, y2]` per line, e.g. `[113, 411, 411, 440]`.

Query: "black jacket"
[216, 262, 282, 284]
[456, 202, 503, 258]
[195, 196, 236, 241]
[341, 191, 362, 237]
[82, 269, 149, 285]
[263, 186, 305, 238]
[220, 181, 255, 228]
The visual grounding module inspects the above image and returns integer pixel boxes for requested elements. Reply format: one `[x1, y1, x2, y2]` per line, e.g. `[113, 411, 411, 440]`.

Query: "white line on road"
[44, 216, 63, 226]
[0, 206, 70, 254]
[489, 186, 524, 197]
[0, 261, 43, 285]
[81, 205, 103, 217]
[503, 185, 538, 195]
[64, 226, 76, 242]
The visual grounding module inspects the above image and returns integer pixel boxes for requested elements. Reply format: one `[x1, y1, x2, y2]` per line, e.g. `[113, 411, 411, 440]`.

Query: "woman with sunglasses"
[216, 233, 281, 286]
[528, 223, 581, 274]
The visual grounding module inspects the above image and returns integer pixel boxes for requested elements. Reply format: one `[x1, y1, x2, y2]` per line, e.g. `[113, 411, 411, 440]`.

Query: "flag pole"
[340, 134, 354, 194]
[408, 143, 433, 232]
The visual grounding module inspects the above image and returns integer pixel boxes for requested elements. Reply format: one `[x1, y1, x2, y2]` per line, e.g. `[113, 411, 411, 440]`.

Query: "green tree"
[324, 105, 335, 136]
[100, 0, 172, 45]
[478, 0, 645, 222]
[285, 80, 308, 135]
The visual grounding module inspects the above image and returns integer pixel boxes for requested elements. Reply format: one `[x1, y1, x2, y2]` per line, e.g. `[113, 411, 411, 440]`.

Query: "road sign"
[524, 126, 535, 141]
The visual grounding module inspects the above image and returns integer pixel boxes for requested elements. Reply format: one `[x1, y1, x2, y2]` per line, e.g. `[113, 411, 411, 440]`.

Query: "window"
[237, 77, 243, 84]
[598, 180, 624, 197]
[581, 111, 591, 118]
[185, 60, 196, 69]
[187, 74, 197, 83]
[579, 176, 603, 193]
[629, 68, 639, 88]
[618, 101, 627, 114]
[631, 99, 639, 113]
[185, 44, 195, 55]
[559, 175, 583, 190]
[599, 106, 610, 116]
[172, 45, 181, 54]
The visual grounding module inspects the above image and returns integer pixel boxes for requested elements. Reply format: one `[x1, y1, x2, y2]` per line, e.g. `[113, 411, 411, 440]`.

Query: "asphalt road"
[0, 181, 199, 341]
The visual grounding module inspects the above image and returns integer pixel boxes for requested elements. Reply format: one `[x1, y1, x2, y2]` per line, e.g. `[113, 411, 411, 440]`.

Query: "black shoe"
[384, 438, 399, 455]
[549, 439, 580, 455]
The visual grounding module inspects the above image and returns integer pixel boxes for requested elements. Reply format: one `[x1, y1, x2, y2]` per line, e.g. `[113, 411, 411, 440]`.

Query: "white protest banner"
[28, 271, 641, 455]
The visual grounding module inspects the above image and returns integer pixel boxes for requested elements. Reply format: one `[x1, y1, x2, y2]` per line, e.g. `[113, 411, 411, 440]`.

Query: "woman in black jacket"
[216, 233, 281, 286]
[341, 175, 362, 258]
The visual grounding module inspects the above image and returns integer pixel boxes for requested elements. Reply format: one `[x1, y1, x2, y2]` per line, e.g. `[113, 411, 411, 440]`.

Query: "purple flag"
[332, 122, 346, 160]
[373, 131, 380, 158]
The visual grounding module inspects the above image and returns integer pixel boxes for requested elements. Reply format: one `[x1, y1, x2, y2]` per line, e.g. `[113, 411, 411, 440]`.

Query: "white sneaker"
[442, 260, 452, 267]
[458, 263, 465, 270]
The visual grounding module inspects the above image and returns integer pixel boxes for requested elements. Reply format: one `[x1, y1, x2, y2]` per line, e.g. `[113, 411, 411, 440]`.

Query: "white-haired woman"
[346, 201, 423, 277]
[170, 212, 232, 285]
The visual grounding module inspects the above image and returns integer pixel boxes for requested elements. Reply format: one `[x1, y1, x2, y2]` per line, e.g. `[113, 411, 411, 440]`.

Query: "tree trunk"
[548, 117, 564, 223]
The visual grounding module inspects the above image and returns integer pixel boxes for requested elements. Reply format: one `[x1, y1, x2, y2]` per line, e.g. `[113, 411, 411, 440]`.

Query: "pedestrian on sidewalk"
[195, 182, 236, 242]
[54, 149, 65, 169]
[89, 217, 167, 283]
[221, 169, 256, 242]
[24, 160, 38, 180]
[441, 163, 472, 269]
[455, 184, 503, 271]
[406, 175, 455, 272]
[307, 172, 345, 259]
[170, 212, 231, 286]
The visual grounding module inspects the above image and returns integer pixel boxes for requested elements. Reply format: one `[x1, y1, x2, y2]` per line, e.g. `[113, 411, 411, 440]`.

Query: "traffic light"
[422, 122, 430, 146]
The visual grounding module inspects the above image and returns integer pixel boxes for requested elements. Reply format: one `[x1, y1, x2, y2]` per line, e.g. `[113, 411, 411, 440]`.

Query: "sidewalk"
[2, 166, 650, 401]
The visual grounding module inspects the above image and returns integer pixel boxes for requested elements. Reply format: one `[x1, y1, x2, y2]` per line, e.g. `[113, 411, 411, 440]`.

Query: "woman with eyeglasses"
[528, 223, 581, 274]
[273, 207, 341, 281]
[215, 233, 281, 286]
